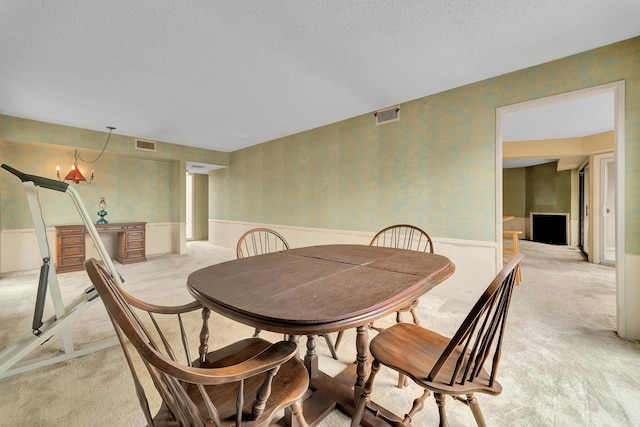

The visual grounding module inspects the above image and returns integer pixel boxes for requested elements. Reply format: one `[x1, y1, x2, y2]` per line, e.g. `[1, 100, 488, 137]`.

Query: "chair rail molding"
[209, 219, 497, 304]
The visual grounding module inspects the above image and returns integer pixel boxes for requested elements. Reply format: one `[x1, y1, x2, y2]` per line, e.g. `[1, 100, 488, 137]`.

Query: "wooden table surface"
[187, 244, 455, 426]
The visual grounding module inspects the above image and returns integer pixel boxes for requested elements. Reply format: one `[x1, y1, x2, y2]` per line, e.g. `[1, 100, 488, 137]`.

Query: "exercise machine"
[0, 164, 123, 378]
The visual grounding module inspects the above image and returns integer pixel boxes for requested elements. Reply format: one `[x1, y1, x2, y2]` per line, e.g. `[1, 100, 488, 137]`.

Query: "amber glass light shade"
[64, 165, 87, 184]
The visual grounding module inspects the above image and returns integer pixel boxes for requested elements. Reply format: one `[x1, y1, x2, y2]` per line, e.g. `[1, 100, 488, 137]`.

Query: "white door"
[600, 156, 616, 264]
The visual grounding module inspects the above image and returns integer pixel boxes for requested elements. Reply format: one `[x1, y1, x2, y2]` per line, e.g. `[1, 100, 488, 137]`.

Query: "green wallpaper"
[0, 116, 229, 229]
[210, 37, 639, 252]
[211, 79, 498, 240]
[1, 142, 173, 228]
[0, 116, 229, 166]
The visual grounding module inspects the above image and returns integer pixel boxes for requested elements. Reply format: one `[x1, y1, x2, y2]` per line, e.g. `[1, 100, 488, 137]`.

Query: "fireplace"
[530, 213, 569, 245]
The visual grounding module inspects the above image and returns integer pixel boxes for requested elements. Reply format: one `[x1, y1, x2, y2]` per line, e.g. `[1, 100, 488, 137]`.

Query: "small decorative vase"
[97, 197, 108, 224]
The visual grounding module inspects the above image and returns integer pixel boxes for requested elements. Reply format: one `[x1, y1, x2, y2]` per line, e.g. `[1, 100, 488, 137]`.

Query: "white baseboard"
[209, 219, 499, 304]
[0, 223, 181, 273]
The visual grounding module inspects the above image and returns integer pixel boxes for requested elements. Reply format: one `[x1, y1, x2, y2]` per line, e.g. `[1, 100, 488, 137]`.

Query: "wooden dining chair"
[85, 258, 309, 427]
[335, 224, 434, 386]
[236, 227, 339, 360]
[350, 253, 523, 427]
[236, 227, 290, 259]
[368, 224, 434, 325]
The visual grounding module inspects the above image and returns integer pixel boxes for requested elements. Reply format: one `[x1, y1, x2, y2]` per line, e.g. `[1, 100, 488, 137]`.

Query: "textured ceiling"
[503, 93, 615, 142]
[1, 1, 639, 156]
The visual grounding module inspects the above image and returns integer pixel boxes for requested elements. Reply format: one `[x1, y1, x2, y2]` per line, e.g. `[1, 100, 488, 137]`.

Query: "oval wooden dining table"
[187, 244, 455, 426]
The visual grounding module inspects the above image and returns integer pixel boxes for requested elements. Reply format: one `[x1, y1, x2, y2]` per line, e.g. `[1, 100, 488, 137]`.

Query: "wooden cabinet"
[55, 225, 86, 273]
[55, 222, 146, 272]
[115, 223, 146, 264]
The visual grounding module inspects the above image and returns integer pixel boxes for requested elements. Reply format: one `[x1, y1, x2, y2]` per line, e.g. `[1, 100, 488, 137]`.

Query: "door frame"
[579, 163, 590, 259]
[495, 80, 626, 336]
[591, 152, 616, 265]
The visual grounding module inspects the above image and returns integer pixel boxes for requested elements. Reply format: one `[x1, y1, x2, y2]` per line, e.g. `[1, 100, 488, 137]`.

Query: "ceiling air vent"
[375, 105, 400, 125]
[135, 138, 156, 152]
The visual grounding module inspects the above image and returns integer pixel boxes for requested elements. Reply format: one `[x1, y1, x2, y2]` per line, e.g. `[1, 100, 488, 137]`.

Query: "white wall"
[0, 222, 180, 273]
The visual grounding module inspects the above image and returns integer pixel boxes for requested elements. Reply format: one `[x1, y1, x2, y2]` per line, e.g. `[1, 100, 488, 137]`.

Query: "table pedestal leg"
[354, 324, 369, 405]
[281, 327, 408, 427]
[304, 335, 319, 378]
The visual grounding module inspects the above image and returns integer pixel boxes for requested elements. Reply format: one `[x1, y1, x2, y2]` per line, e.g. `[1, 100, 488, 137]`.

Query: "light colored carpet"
[0, 240, 638, 426]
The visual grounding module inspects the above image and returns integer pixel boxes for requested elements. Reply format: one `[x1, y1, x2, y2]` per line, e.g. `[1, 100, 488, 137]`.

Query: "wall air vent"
[135, 138, 156, 152]
[375, 105, 400, 125]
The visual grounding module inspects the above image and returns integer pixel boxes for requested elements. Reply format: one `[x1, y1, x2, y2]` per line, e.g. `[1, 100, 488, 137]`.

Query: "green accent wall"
[525, 162, 572, 216]
[503, 168, 526, 218]
[210, 37, 640, 252]
[504, 163, 573, 220]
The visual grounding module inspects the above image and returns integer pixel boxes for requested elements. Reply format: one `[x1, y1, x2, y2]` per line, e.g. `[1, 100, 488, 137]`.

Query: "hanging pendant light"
[57, 150, 92, 183]
[56, 126, 115, 184]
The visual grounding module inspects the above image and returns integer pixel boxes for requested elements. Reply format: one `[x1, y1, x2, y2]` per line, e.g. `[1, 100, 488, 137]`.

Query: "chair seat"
[370, 323, 502, 396]
[162, 337, 309, 426]
[351, 255, 522, 427]
[85, 257, 308, 427]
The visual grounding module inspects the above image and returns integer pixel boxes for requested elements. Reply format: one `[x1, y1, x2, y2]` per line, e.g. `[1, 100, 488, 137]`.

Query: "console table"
[55, 222, 147, 272]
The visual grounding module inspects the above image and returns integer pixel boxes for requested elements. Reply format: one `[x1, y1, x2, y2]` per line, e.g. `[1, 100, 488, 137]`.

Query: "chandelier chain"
[77, 126, 116, 164]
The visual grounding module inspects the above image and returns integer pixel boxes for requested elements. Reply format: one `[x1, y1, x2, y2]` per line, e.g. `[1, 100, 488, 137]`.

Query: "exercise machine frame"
[0, 164, 123, 378]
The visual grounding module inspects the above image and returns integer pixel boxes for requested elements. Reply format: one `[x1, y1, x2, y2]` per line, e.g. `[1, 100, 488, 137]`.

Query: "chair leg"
[253, 328, 261, 338]
[466, 393, 486, 427]
[334, 330, 344, 350]
[434, 393, 449, 427]
[286, 399, 309, 427]
[410, 307, 420, 326]
[369, 323, 383, 332]
[350, 359, 381, 427]
[199, 308, 211, 364]
[395, 311, 414, 389]
[397, 373, 410, 388]
[322, 334, 339, 360]
[401, 389, 430, 425]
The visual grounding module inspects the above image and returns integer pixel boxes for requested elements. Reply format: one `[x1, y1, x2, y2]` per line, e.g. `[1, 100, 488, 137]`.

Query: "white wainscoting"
[146, 223, 176, 256]
[209, 219, 499, 304]
[0, 223, 180, 273]
[623, 253, 640, 341]
[0, 228, 52, 273]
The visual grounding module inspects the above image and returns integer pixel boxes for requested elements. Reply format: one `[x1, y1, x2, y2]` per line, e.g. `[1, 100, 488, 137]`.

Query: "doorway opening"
[496, 81, 625, 336]
[186, 172, 194, 241]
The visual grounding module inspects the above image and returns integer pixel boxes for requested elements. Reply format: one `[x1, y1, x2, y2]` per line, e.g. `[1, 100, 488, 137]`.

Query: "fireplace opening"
[531, 213, 568, 245]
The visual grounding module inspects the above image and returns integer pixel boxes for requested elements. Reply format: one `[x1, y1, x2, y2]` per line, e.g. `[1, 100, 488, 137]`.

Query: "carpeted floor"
[0, 240, 638, 426]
